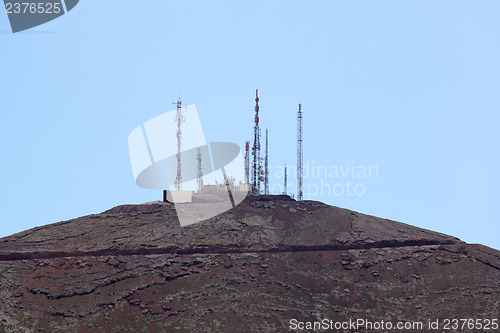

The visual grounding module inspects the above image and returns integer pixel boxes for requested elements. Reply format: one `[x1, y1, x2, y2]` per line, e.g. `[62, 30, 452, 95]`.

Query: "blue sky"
[1, 1, 499, 250]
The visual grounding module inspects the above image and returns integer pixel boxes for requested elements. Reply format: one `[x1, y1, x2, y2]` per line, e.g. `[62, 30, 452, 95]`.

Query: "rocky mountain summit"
[0, 195, 498, 332]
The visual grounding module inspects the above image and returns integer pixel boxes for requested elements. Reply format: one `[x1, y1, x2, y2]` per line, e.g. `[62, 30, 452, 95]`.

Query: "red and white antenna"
[175, 97, 184, 190]
[251, 89, 261, 193]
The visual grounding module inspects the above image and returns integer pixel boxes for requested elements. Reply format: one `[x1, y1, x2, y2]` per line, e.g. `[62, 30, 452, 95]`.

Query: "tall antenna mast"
[174, 97, 184, 190]
[196, 147, 203, 193]
[297, 103, 303, 201]
[283, 163, 287, 195]
[244, 141, 250, 184]
[264, 128, 269, 195]
[251, 89, 261, 193]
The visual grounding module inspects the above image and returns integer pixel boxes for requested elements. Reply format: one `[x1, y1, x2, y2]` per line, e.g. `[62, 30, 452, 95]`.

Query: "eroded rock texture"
[0, 196, 498, 332]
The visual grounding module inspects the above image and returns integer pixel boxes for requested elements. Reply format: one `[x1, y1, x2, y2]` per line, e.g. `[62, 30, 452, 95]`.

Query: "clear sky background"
[1, 1, 499, 250]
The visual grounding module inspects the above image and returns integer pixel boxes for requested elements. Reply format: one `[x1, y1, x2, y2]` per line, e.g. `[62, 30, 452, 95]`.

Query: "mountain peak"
[0, 196, 497, 332]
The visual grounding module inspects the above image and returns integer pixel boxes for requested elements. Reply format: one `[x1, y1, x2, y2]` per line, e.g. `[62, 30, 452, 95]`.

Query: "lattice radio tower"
[297, 103, 303, 201]
[196, 147, 203, 193]
[174, 97, 184, 190]
[251, 89, 261, 193]
[244, 141, 250, 184]
[283, 163, 287, 195]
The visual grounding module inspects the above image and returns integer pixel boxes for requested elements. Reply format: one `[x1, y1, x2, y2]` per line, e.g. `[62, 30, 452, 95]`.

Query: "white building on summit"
[128, 103, 248, 226]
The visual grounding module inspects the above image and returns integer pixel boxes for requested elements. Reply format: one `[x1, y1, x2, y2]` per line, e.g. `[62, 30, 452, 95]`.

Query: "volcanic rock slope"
[0, 195, 498, 332]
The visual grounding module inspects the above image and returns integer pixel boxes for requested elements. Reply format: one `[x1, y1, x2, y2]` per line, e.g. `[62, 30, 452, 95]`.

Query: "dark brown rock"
[0, 196, 497, 332]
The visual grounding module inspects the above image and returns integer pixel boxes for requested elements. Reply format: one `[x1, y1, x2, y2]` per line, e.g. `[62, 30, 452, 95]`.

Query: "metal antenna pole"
[264, 128, 269, 195]
[284, 163, 287, 195]
[174, 97, 184, 191]
[244, 141, 250, 184]
[297, 103, 303, 201]
[196, 147, 203, 193]
[251, 89, 261, 193]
